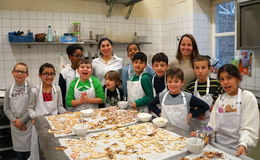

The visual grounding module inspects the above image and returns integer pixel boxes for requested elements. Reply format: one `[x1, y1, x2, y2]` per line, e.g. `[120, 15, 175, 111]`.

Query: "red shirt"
[42, 92, 52, 101]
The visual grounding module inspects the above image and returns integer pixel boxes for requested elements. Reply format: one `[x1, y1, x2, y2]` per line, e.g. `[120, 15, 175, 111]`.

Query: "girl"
[92, 38, 123, 84]
[29, 63, 67, 160]
[121, 43, 154, 97]
[66, 58, 105, 111]
[169, 34, 200, 89]
[100, 70, 124, 108]
[4, 62, 34, 160]
[207, 64, 259, 156]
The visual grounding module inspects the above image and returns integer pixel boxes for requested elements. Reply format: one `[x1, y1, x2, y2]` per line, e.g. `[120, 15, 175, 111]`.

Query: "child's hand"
[190, 131, 197, 137]
[196, 113, 205, 120]
[32, 119, 35, 125]
[236, 145, 247, 156]
[12, 119, 26, 130]
[131, 102, 137, 109]
[187, 113, 193, 124]
[80, 92, 88, 103]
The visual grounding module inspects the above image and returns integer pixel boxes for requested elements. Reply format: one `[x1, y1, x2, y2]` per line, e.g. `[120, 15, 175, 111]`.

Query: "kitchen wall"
[1, 0, 259, 91]
[0, 10, 163, 88]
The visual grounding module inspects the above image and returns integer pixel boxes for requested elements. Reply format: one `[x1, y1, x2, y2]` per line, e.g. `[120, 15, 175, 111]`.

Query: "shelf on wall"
[9, 41, 152, 48]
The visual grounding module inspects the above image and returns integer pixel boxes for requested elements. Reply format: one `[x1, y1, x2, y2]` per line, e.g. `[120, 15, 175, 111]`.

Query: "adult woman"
[92, 38, 123, 84]
[170, 34, 200, 89]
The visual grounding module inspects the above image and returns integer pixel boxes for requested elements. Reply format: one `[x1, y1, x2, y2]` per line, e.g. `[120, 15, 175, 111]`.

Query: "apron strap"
[105, 87, 121, 103]
[219, 88, 242, 113]
[152, 74, 167, 97]
[194, 77, 210, 95]
[162, 91, 187, 106]
[9, 81, 28, 98]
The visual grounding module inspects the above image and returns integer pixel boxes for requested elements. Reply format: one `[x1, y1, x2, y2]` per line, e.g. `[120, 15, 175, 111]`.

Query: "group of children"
[3, 39, 259, 159]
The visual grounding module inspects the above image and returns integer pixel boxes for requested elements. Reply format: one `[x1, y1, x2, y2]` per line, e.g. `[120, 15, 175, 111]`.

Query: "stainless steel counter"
[35, 115, 253, 160]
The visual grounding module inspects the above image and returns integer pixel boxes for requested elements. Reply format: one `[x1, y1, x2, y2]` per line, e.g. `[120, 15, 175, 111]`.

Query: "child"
[100, 70, 124, 108]
[207, 64, 259, 156]
[66, 58, 105, 111]
[151, 52, 169, 96]
[127, 52, 153, 112]
[59, 44, 84, 107]
[186, 55, 223, 131]
[4, 62, 34, 160]
[148, 67, 209, 131]
[28, 63, 67, 160]
[121, 43, 154, 97]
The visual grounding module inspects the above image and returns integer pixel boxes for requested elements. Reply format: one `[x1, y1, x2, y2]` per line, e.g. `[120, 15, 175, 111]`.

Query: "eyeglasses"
[41, 72, 56, 77]
[13, 70, 27, 74]
[72, 54, 84, 58]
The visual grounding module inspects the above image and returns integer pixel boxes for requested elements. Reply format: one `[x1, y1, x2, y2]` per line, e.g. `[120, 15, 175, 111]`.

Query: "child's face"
[180, 37, 193, 58]
[100, 40, 113, 57]
[219, 71, 240, 96]
[193, 61, 210, 82]
[12, 65, 29, 84]
[152, 61, 168, 77]
[69, 49, 84, 66]
[133, 60, 147, 75]
[127, 45, 139, 60]
[105, 78, 116, 90]
[77, 63, 92, 81]
[39, 67, 56, 86]
[167, 76, 183, 94]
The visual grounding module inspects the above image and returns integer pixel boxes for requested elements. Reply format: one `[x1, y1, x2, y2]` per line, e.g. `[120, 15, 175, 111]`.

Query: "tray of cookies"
[58, 123, 188, 160]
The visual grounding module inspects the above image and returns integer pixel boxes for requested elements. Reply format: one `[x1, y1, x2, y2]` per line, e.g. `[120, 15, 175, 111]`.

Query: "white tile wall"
[0, 10, 163, 88]
[1, 10, 259, 92]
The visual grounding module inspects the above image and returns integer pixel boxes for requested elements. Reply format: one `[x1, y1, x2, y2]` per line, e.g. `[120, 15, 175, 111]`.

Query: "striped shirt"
[185, 77, 224, 102]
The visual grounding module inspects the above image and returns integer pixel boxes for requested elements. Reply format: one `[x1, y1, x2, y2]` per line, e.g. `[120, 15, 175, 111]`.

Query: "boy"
[186, 55, 223, 131]
[121, 43, 154, 97]
[59, 44, 84, 107]
[151, 52, 168, 96]
[66, 58, 105, 111]
[148, 67, 209, 131]
[4, 62, 36, 160]
[127, 52, 153, 112]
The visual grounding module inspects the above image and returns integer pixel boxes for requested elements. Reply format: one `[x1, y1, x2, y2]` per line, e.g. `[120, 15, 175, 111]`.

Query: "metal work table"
[35, 115, 254, 160]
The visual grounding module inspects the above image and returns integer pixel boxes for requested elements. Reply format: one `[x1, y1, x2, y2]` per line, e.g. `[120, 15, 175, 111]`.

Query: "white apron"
[72, 78, 98, 111]
[127, 73, 148, 112]
[9, 82, 32, 152]
[31, 84, 58, 160]
[190, 77, 213, 131]
[64, 64, 79, 92]
[105, 88, 120, 107]
[152, 74, 167, 97]
[161, 92, 189, 131]
[214, 88, 242, 150]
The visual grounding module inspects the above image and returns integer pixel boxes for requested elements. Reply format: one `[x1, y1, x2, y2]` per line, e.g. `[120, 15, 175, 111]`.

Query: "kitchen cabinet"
[0, 96, 13, 152]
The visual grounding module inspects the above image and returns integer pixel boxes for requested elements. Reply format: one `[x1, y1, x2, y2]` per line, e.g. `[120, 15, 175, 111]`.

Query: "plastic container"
[60, 36, 77, 42]
[8, 32, 34, 42]
[72, 22, 81, 32]
[72, 32, 80, 42]
[47, 25, 53, 42]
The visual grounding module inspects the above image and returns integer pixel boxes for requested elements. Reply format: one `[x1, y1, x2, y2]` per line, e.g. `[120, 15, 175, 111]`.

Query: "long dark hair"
[176, 33, 200, 64]
[218, 64, 241, 80]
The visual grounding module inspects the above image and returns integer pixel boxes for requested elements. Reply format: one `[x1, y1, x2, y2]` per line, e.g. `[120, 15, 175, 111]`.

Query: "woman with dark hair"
[170, 33, 200, 89]
[92, 38, 123, 84]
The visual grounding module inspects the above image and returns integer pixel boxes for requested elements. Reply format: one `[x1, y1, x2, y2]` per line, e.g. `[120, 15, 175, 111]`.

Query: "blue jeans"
[16, 151, 30, 160]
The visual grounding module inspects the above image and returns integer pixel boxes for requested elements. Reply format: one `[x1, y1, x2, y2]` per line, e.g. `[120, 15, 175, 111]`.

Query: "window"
[212, 0, 235, 67]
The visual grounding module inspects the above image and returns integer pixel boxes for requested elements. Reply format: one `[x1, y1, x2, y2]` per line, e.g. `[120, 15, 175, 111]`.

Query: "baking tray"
[46, 108, 138, 137]
[58, 123, 188, 160]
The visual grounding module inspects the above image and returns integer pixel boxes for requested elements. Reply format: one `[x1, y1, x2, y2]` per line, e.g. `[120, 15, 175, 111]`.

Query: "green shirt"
[130, 73, 153, 107]
[66, 76, 105, 107]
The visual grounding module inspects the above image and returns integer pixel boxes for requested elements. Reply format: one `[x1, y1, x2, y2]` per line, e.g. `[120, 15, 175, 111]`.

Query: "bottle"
[47, 25, 53, 42]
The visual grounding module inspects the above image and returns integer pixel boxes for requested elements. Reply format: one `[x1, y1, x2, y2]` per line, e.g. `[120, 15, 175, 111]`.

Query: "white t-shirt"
[92, 55, 123, 84]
